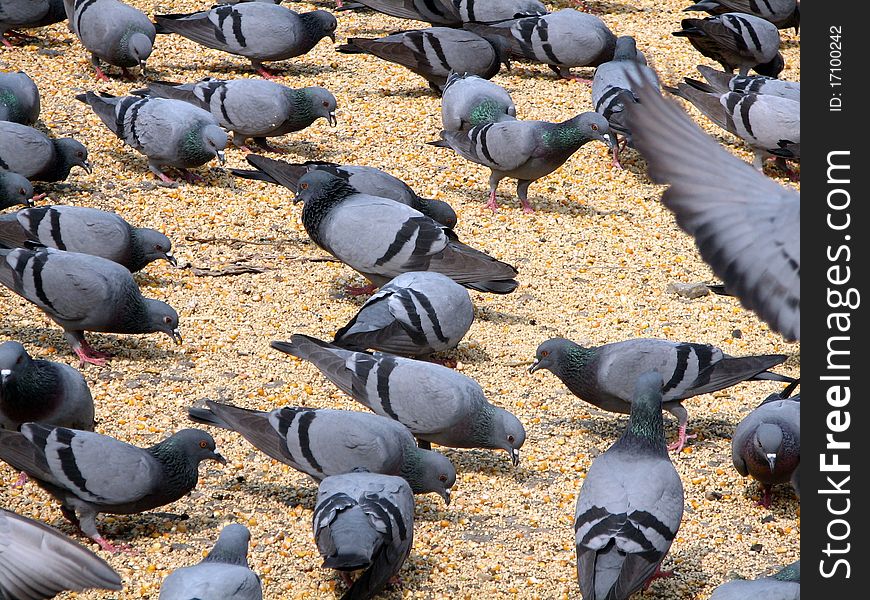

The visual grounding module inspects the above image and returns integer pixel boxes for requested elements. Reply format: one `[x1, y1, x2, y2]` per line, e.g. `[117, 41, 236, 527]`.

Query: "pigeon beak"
[211, 451, 228, 466]
[766, 453, 777, 472]
[24, 197, 34, 207]
[216, 150, 226, 165]
[439, 488, 451, 505]
[328, 32, 336, 42]
[139, 60, 147, 77]
[0, 369, 10, 384]
[528, 359, 541, 374]
[510, 448, 520, 466]
[602, 133, 615, 149]
[81, 161, 93, 174]
[171, 329, 183, 345]
[328, 111, 337, 127]
[165, 252, 178, 267]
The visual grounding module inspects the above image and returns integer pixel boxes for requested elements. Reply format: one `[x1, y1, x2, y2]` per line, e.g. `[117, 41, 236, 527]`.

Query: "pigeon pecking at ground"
[0, 171, 34, 211]
[683, 0, 800, 31]
[709, 560, 800, 599]
[529, 336, 795, 451]
[440, 71, 517, 133]
[0, 70, 39, 125]
[0, 121, 91, 183]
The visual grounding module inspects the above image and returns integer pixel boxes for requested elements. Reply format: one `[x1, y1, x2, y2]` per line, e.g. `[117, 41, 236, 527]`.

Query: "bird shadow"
[0, 325, 177, 364]
[236, 478, 320, 510]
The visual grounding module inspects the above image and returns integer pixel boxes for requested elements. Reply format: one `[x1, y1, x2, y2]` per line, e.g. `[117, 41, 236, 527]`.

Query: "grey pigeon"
[430, 112, 614, 212]
[352, 0, 547, 25]
[0, 0, 66, 45]
[0, 71, 39, 125]
[673, 13, 784, 76]
[0, 171, 34, 210]
[159, 523, 262, 600]
[63, 0, 156, 80]
[0, 507, 122, 599]
[154, 4, 337, 79]
[625, 71, 800, 340]
[313, 471, 414, 600]
[709, 560, 800, 600]
[188, 400, 456, 503]
[0, 425, 226, 552]
[291, 170, 518, 294]
[591, 36, 659, 168]
[231, 155, 458, 228]
[0, 340, 94, 432]
[0, 205, 175, 271]
[529, 337, 795, 451]
[272, 334, 526, 464]
[684, 0, 799, 31]
[441, 71, 516, 132]
[732, 390, 799, 507]
[332, 272, 474, 356]
[574, 372, 684, 600]
[0, 247, 181, 365]
[0, 122, 91, 182]
[464, 9, 617, 80]
[76, 92, 227, 183]
[665, 81, 799, 173]
[692, 64, 800, 101]
[133, 78, 337, 152]
[338, 28, 511, 94]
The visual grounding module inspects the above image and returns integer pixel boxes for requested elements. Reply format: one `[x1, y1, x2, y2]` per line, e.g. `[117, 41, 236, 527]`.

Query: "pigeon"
[440, 71, 516, 132]
[291, 170, 518, 294]
[464, 9, 617, 80]
[0, 205, 175, 272]
[0, 247, 182, 365]
[574, 372, 684, 600]
[665, 81, 800, 173]
[0, 507, 122, 599]
[732, 390, 799, 507]
[351, 0, 547, 25]
[0, 71, 39, 125]
[625, 71, 800, 341]
[684, 0, 800, 31]
[709, 560, 800, 600]
[188, 400, 456, 503]
[232, 155, 458, 228]
[0, 424, 226, 553]
[331, 272, 473, 356]
[313, 471, 414, 600]
[338, 28, 511, 94]
[529, 337, 795, 451]
[0, 0, 66, 46]
[430, 112, 614, 212]
[272, 334, 526, 463]
[673, 13, 784, 76]
[0, 171, 35, 211]
[154, 4, 338, 79]
[76, 92, 227, 184]
[159, 523, 262, 600]
[591, 36, 660, 168]
[691, 64, 800, 101]
[453, 0, 548, 23]
[132, 78, 337, 152]
[0, 122, 91, 183]
[0, 340, 94, 432]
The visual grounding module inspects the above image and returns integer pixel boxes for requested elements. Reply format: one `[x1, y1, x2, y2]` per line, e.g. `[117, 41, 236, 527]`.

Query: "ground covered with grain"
[0, 1, 799, 598]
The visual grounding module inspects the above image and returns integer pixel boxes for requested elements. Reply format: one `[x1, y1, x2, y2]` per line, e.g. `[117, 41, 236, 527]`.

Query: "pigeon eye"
[439, 474, 448, 482]
[508, 435, 515, 443]
[77, 151, 84, 158]
[591, 124, 599, 131]
[155, 245, 163, 251]
[322, 101, 329, 108]
[541, 350, 549, 357]
[199, 440, 208, 449]
[300, 182, 309, 190]
[163, 316, 172, 324]
[15, 356, 22, 364]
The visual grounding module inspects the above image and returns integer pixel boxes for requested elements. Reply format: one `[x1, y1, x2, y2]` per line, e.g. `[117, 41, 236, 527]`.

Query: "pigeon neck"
[36, 140, 76, 182]
[469, 403, 498, 448]
[0, 90, 24, 123]
[0, 360, 60, 423]
[298, 12, 331, 49]
[126, 228, 151, 272]
[116, 286, 153, 334]
[399, 446, 430, 494]
[470, 99, 507, 128]
[180, 124, 214, 166]
[773, 561, 800, 582]
[147, 438, 201, 499]
[300, 179, 357, 249]
[286, 90, 316, 126]
[557, 343, 597, 386]
[616, 396, 667, 456]
[203, 542, 249, 567]
[543, 121, 592, 151]
[118, 27, 151, 66]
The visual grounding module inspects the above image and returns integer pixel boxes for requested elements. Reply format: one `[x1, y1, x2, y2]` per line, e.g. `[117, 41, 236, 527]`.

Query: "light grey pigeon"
[692, 64, 800, 101]
[63, 0, 155, 80]
[75, 92, 227, 184]
[574, 372, 684, 600]
[188, 400, 456, 503]
[0, 247, 182, 365]
[313, 471, 414, 600]
[0, 171, 34, 210]
[441, 71, 516, 132]
[133, 78, 337, 152]
[673, 13, 784, 76]
[0, 122, 91, 182]
[464, 9, 617, 80]
[0, 425, 226, 553]
[625, 71, 800, 341]
[338, 28, 511, 94]
[291, 170, 518, 294]
[0, 205, 175, 271]
[0, 71, 39, 125]
[0, 340, 94, 432]
[684, 0, 799, 31]
[665, 81, 800, 174]
[231, 155, 458, 228]
[529, 337, 795, 451]
[352, 0, 547, 25]
[272, 334, 526, 463]
[430, 112, 614, 212]
[0, 507, 122, 599]
[154, 5, 337, 79]
[0, 0, 66, 45]
[732, 389, 799, 507]
[591, 36, 660, 168]
[331, 272, 474, 356]
[159, 523, 262, 600]
[709, 560, 800, 600]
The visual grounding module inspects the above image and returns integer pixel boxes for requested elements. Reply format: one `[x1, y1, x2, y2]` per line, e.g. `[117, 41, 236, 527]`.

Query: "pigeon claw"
[74, 344, 111, 367]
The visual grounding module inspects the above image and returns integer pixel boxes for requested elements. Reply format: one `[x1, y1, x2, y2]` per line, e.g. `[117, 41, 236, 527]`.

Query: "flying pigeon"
[0, 247, 181, 365]
[684, 0, 800, 31]
[0, 0, 66, 46]
[0, 171, 35, 211]
[709, 560, 800, 599]
[0, 424, 226, 553]
[0, 71, 39, 124]
[690, 64, 800, 101]
[440, 71, 516, 132]
[574, 372, 684, 599]
[529, 337, 795, 451]
[0, 122, 91, 183]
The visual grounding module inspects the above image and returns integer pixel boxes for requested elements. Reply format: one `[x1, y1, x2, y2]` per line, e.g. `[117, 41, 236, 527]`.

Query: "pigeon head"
[125, 32, 154, 69]
[755, 52, 785, 78]
[203, 523, 252, 566]
[0, 171, 34, 209]
[403, 448, 456, 505]
[201, 124, 228, 165]
[613, 36, 639, 61]
[304, 87, 338, 127]
[571, 112, 615, 149]
[53, 138, 92, 175]
[486, 407, 526, 466]
[754, 423, 784, 472]
[131, 227, 176, 270]
[529, 338, 581, 375]
[418, 197, 458, 229]
[301, 10, 338, 43]
[481, 35, 512, 71]
[143, 299, 182, 344]
[0, 341, 31, 386]
[163, 429, 227, 467]
[294, 170, 358, 205]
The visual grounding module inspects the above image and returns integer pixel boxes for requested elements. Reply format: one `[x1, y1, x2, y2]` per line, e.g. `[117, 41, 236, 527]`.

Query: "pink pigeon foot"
[94, 66, 110, 82]
[179, 169, 204, 184]
[336, 0, 345, 9]
[563, 74, 594, 84]
[73, 342, 112, 367]
[642, 566, 674, 591]
[339, 571, 354, 587]
[1, 37, 13, 48]
[428, 356, 458, 369]
[31, 192, 47, 202]
[756, 487, 773, 509]
[12, 471, 28, 487]
[345, 283, 378, 296]
[256, 66, 278, 80]
[93, 535, 136, 555]
[667, 424, 697, 452]
[520, 198, 535, 214]
[485, 190, 499, 212]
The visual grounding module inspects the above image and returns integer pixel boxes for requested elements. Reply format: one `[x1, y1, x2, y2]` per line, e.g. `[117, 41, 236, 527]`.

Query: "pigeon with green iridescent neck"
[0, 71, 39, 125]
[710, 560, 800, 600]
[575, 372, 684, 600]
[430, 112, 614, 212]
[529, 337, 795, 451]
[441, 72, 516, 132]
